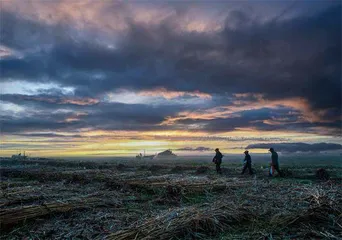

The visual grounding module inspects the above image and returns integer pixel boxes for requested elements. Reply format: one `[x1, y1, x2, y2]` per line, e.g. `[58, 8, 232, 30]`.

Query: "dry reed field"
[0, 157, 341, 239]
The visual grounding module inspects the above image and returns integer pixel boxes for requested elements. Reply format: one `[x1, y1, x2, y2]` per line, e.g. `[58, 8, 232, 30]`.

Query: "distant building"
[136, 151, 155, 160]
[11, 152, 28, 160]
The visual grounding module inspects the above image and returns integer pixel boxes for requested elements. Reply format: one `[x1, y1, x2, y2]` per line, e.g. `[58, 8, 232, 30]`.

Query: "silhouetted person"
[241, 150, 253, 175]
[269, 148, 283, 177]
[213, 148, 223, 174]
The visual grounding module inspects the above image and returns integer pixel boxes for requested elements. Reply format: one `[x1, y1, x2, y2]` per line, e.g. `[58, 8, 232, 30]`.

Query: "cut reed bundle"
[103, 203, 253, 240]
[0, 197, 119, 230]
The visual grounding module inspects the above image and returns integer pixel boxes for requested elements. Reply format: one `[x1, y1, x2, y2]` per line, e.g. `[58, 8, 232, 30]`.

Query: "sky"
[0, 0, 341, 157]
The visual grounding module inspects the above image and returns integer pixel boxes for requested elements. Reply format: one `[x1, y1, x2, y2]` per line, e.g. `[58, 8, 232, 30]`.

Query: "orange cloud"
[161, 94, 333, 125]
[139, 88, 212, 99]
[18, 95, 99, 106]
[60, 98, 99, 105]
[62, 112, 88, 123]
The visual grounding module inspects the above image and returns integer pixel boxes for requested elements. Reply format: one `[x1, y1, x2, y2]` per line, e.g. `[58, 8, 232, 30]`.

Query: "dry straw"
[102, 203, 253, 240]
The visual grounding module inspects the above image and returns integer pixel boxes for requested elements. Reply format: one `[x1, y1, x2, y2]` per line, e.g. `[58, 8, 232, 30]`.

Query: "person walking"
[241, 150, 253, 175]
[269, 148, 283, 177]
[213, 148, 223, 174]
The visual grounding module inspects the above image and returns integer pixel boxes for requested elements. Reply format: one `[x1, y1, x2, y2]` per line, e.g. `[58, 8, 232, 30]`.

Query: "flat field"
[0, 156, 341, 239]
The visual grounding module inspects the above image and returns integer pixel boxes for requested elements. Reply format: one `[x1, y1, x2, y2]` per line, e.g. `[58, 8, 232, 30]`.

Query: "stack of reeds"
[0, 197, 120, 230]
[170, 166, 195, 173]
[102, 203, 253, 240]
[195, 166, 210, 174]
[112, 180, 245, 194]
[315, 168, 330, 180]
[0, 195, 45, 208]
[270, 186, 342, 236]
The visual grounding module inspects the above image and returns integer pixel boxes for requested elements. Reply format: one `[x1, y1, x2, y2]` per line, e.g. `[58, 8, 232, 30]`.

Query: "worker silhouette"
[241, 150, 253, 175]
[269, 148, 283, 177]
[212, 148, 223, 174]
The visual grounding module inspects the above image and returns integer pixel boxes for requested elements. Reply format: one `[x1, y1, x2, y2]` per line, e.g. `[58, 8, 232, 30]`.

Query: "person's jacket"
[213, 151, 223, 164]
[271, 152, 279, 166]
[244, 154, 251, 164]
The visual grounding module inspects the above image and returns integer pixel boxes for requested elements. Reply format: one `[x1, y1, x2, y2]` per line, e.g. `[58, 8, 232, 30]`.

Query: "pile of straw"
[195, 166, 210, 174]
[315, 168, 330, 180]
[154, 185, 184, 205]
[169, 166, 195, 173]
[270, 186, 342, 237]
[0, 195, 45, 208]
[0, 197, 120, 231]
[148, 165, 168, 172]
[102, 203, 253, 240]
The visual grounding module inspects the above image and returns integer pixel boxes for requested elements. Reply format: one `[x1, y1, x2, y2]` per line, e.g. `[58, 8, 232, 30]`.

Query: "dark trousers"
[274, 165, 283, 176]
[215, 163, 222, 174]
[270, 164, 283, 176]
[241, 162, 252, 175]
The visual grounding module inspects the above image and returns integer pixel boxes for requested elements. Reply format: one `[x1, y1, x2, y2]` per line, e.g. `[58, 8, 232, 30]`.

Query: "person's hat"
[269, 148, 274, 151]
[244, 150, 249, 153]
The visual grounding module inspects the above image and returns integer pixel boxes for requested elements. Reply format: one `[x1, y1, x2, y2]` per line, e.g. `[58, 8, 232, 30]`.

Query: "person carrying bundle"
[269, 148, 283, 177]
[212, 148, 223, 174]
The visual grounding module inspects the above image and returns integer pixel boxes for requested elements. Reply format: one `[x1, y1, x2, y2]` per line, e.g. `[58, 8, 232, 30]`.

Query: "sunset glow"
[1, 0, 341, 157]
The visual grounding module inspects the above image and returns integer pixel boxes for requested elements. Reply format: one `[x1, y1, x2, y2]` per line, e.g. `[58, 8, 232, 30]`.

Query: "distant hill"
[156, 149, 177, 158]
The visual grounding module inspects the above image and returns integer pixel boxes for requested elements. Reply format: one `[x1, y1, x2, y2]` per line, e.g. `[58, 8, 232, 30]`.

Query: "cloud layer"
[247, 142, 342, 153]
[0, 1, 341, 156]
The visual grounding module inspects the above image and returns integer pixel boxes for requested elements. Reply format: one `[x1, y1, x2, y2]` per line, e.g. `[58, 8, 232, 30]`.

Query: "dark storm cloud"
[81, 102, 194, 132]
[175, 107, 298, 131]
[178, 116, 341, 134]
[1, 92, 187, 116]
[3, 92, 339, 135]
[247, 142, 342, 152]
[0, 98, 188, 133]
[217, 6, 341, 113]
[171, 106, 341, 134]
[0, 117, 81, 134]
[1, 5, 340, 104]
[1, 94, 99, 106]
[0, 2, 341, 135]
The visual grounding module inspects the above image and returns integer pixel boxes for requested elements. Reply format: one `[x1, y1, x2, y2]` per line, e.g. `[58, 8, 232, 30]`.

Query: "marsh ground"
[0, 156, 341, 239]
